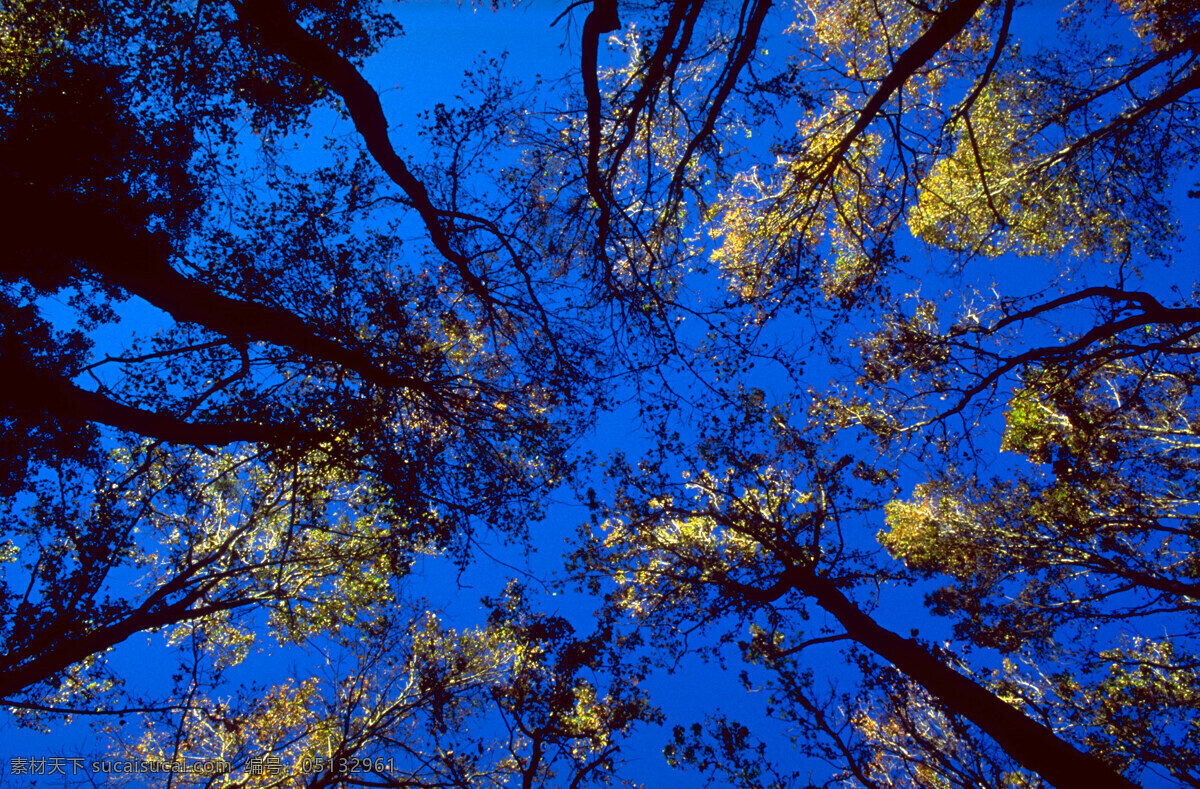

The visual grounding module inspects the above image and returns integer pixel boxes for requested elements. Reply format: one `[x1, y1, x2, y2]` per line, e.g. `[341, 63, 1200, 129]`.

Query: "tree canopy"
[2, 0, 1198, 787]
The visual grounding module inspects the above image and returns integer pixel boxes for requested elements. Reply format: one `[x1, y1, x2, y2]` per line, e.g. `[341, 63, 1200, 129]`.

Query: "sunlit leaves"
[125, 597, 657, 788]
[908, 79, 1129, 260]
[880, 340, 1200, 659]
[710, 123, 889, 305]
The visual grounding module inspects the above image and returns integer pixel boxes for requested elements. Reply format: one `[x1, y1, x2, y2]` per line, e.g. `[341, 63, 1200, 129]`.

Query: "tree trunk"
[797, 570, 1140, 789]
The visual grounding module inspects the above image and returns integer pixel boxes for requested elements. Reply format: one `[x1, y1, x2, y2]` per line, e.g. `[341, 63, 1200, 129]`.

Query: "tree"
[573, 414, 1137, 788]
[1, 3, 648, 784]
[564, 0, 1200, 787]
[3, 0, 1200, 787]
[1, 0, 591, 713]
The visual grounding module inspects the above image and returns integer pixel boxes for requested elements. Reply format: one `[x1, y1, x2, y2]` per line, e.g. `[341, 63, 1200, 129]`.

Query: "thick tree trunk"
[0, 588, 227, 701]
[797, 570, 1140, 789]
[5, 354, 287, 445]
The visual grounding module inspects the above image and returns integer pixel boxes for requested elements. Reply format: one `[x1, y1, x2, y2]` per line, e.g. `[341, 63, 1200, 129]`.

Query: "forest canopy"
[1, 0, 1198, 787]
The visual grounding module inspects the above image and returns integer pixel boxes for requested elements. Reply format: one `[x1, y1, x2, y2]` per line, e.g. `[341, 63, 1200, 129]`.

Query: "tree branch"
[5, 355, 292, 445]
[811, 0, 987, 188]
[233, 0, 494, 305]
[581, 0, 621, 274]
